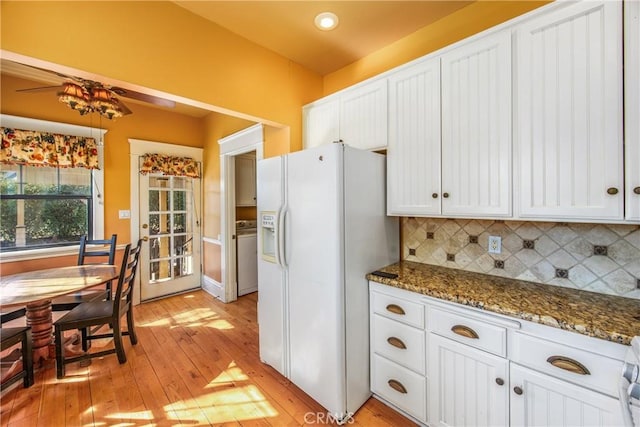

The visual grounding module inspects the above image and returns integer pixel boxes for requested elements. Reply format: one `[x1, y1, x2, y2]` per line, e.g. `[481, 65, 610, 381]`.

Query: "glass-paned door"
[139, 174, 201, 300]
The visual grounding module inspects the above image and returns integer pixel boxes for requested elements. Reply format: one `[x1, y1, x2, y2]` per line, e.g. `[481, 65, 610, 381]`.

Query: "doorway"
[129, 138, 204, 304]
[219, 124, 264, 303]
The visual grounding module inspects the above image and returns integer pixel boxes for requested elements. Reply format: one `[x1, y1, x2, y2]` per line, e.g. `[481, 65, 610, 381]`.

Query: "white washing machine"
[236, 220, 258, 296]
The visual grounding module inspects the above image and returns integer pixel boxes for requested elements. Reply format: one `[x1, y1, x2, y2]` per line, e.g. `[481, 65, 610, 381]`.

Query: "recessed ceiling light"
[315, 12, 339, 31]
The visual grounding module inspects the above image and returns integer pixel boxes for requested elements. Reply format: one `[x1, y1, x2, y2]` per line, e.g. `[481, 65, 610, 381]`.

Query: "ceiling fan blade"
[111, 86, 176, 108]
[112, 97, 133, 116]
[16, 85, 63, 93]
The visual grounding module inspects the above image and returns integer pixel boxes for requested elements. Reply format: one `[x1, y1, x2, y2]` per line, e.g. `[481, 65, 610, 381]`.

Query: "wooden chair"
[53, 240, 142, 379]
[52, 234, 117, 312]
[0, 327, 34, 390]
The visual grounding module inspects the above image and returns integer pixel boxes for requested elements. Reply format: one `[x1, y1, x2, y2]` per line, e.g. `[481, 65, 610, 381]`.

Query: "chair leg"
[127, 308, 138, 345]
[54, 325, 65, 379]
[81, 327, 89, 352]
[112, 319, 126, 364]
[22, 328, 34, 387]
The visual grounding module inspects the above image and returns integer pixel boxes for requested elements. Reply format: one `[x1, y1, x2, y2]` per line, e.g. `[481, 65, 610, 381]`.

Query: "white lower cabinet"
[369, 281, 628, 427]
[428, 334, 508, 427]
[510, 364, 624, 427]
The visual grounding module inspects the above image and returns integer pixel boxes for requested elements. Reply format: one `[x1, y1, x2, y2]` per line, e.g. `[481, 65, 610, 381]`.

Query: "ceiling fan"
[15, 65, 176, 119]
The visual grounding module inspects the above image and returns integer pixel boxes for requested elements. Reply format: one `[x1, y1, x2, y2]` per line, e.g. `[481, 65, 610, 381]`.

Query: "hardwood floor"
[1, 290, 416, 426]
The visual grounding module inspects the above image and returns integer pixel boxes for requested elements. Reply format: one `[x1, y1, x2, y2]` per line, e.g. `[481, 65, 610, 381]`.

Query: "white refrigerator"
[256, 143, 399, 422]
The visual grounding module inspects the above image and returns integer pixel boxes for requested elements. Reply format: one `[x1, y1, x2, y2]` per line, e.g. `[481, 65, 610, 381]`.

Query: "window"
[0, 114, 105, 257]
[0, 164, 94, 251]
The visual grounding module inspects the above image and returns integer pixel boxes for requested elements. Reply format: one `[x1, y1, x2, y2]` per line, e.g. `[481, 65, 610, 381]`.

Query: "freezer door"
[256, 156, 288, 376]
[286, 144, 347, 416]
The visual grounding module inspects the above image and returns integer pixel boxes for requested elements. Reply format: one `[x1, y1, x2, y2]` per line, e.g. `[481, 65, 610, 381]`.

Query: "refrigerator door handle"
[273, 209, 283, 267]
[278, 208, 288, 268]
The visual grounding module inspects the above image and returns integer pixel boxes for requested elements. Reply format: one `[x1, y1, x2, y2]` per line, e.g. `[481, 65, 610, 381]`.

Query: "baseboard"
[202, 275, 224, 300]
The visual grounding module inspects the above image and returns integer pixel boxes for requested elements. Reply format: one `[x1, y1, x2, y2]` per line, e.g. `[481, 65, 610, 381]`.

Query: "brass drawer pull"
[388, 379, 407, 394]
[607, 187, 619, 195]
[546, 356, 591, 375]
[386, 304, 405, 315]
[387, 337, 407, 349]
[451, 324, 479, 339]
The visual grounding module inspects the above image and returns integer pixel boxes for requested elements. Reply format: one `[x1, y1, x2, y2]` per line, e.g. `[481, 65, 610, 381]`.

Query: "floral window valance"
[1, 127, 99, 170]
[139, 153, 200, 178]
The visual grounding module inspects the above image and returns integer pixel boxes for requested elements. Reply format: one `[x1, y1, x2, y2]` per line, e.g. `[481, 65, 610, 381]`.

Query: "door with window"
[139, 173, 201, 300]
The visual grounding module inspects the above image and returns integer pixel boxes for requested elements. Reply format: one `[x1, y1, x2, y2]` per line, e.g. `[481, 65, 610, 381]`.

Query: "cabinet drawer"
[371, 354, 427, 423]
[371, 290, 424, 328]
[511, 332, 624, 397]
[372, 314, 426, 375]
[429, 307, 507, 357]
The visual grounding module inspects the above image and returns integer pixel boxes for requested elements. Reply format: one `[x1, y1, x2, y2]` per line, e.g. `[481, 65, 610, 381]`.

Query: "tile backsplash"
[402, 218, 640, 300]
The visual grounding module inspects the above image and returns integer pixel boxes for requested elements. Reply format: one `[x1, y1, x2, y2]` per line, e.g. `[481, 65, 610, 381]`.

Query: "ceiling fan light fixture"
[90, 87, 123, 120]
[58, 82, 91, 115]
[315, 12, 339, 31]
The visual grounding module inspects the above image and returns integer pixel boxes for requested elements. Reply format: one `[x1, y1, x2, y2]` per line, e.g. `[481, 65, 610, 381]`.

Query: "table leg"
[25, 299, 53, 364]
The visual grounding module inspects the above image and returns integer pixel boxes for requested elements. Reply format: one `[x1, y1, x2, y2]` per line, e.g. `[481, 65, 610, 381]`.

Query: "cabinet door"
[302, 98, 340, 150]
[235, 155, 256, 206]
[510, 364, 623, 427]
[387, 58, 441, 215]
[516, 1, 624, 220]
[441, 30, 512, 217]
[340, 79, 388, 151]
[428, 334, 508, 427]
[626, 0, 640, 221]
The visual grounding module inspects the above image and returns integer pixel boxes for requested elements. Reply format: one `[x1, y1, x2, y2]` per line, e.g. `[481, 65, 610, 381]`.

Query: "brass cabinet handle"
[388, 379, 407, 394]
[432, 193, 439, 199]
[607, 187, 619, 195]
[386, 304, 405, 315]
[443, 192, 450, 198]
[495, 378, 504, 386]
[387, 337, 407, 350]
[451, 324, 479, 339]
[546, 355, 591, 375]
[634, 187, 640, 195]
[513, 386, 523, 395]
[142, 236, 149, 241]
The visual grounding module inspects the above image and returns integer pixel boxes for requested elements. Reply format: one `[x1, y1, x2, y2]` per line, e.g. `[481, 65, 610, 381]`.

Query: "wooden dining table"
[0, 264, 118, 364]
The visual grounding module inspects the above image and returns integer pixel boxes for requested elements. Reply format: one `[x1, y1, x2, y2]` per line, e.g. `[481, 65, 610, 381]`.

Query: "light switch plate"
[118, 210, 131, 219]
[488, 236, 502, 254]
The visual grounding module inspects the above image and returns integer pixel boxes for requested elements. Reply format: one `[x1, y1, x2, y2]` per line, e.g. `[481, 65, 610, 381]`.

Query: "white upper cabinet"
[302, 97, 339, 150]
[516, 1, 624, 221]
[235, 154, 257, 207]
[340, 79, 388, 151]
[387, 30, 511, 218]
[387, 58, 441, 215]
[302, 79, 387, 151]
[441, 30, 512, 217]
[626, 0, 640, 221]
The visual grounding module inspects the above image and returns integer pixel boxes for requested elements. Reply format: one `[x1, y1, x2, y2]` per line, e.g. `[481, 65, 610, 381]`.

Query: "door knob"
[432, 193, 438, 199]
[142, 224, 149, 229]
[142, 236, 149, 241]
[606, 187, 619, 195]
[495, 378, 504, 386]
[443, 192, 450, 198]
[513, 386, 523, 395]
[634, 187, 640, 195]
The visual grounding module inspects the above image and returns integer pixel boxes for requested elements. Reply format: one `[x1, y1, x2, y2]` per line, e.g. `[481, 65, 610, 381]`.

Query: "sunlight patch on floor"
[105, 410, 155, 420]
[205, 319, 234, 330]
[164, 384, 278, 424]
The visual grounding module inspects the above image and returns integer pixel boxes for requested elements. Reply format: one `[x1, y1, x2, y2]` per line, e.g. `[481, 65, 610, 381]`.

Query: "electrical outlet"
[488, 236, 502, 254]
[118, 210, 131, 219]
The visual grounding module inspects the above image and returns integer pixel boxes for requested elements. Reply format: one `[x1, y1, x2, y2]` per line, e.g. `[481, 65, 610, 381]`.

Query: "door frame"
[219, 124, 264, 303]
[129, 138, 204, 305]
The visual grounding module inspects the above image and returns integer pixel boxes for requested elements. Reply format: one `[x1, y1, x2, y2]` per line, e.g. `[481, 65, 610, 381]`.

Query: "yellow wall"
[323, 1, 551, 95]
[0, 1, 324, 152]
[1, 74, 206, 273]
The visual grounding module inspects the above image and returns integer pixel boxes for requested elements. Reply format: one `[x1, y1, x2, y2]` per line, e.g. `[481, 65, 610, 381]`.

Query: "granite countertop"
[367, 261, 640, 346]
